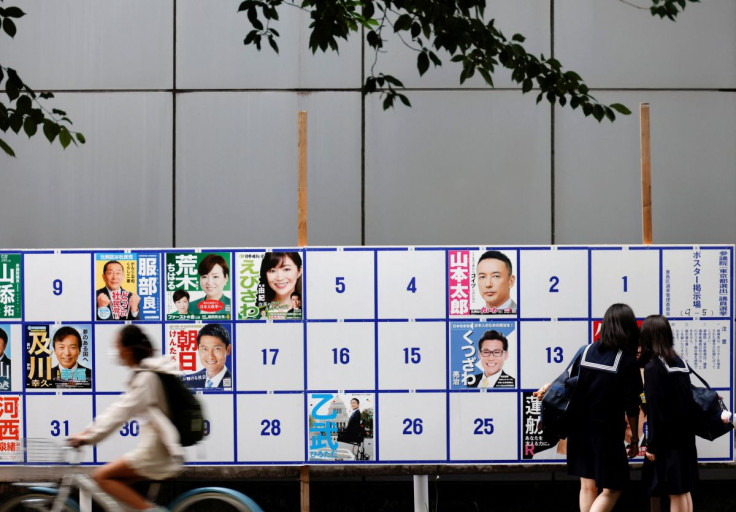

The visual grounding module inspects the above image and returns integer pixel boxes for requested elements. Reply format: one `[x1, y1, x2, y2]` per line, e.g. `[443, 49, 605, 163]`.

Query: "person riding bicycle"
[68, 325, 184, 512]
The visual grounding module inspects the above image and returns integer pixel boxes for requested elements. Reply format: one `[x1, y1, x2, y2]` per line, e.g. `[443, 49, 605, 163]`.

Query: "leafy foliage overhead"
[238, 0, 699, 121]
[0, 2, 85, 157]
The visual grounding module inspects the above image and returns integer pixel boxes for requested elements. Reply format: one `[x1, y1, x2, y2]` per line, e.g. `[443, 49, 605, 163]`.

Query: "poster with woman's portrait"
[235, 251, 303, 320]
[165, 252, 232, 321]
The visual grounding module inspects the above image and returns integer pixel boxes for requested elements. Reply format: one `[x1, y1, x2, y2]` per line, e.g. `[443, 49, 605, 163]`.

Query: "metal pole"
[413, 474, 429, 512]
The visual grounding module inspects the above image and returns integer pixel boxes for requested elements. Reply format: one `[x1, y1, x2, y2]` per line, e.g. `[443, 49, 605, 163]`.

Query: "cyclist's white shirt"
[81, 357, 184, 479]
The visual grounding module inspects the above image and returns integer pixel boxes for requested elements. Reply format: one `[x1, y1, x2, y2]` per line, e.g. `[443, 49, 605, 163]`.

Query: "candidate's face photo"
[479, 338, 508, 378]
[174, 296, 189, 314]
[266, 255, 302, 299]
[198, 334, 231, 377]
[103, 262, 125, 291]
[291, 295, 301, 309]
[200, 263, 228, 301]
[476, 257, 515, 308]
[0, 337, 6, 356]
[350, 399, 359, 410]
[54, 334, 81, 369]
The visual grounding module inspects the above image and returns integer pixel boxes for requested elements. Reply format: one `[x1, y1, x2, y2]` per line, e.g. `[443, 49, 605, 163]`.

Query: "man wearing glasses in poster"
[468, 329, 515, 388]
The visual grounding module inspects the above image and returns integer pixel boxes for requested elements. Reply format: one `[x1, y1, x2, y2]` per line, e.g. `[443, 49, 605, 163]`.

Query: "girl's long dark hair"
[640, 314, 677, 365]
[599, 303, 639, 353]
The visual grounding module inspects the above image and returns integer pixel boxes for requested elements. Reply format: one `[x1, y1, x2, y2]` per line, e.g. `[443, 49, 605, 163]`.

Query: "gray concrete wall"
[0, 0, 734, 248]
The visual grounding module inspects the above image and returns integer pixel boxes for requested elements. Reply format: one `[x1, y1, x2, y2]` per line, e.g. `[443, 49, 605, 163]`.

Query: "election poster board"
[0, 245, 732, 466]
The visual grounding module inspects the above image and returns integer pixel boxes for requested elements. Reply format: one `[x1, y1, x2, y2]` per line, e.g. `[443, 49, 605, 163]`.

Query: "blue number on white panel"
[332, 347, 350, 365]
[261, 348, 279, 365]
[203, 420, 211, 437]
[546, 346, 564, 364]
[549, 276, 560, 293]
[52, 279, 63, 296]
[407, 277, 417, 294]
[402, 418, 423, 435]
[50, 419, 69, 437]
[622, 276, 628, 292]
[473, 418, 494, 435]
[120, 420, 140, 437]
[403, 347, 421, 364]
[335, 277, 346, 293]
[260, 419, 282, 436]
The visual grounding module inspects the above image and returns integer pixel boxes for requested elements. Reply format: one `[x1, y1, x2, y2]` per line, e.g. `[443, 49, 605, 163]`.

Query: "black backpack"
[540, 344, 588, 441]
[153, 371, 206, 447]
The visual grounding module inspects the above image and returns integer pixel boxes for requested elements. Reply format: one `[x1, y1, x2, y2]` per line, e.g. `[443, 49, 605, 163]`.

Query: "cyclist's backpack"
[154, 372, 205, 447]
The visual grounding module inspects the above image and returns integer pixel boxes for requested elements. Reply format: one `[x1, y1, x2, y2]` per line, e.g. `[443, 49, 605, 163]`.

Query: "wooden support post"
[298, 111, 308, 247]
[298, 110, 309, 512]
[640, 103, 652, 244]
[300, 465, 310, 512]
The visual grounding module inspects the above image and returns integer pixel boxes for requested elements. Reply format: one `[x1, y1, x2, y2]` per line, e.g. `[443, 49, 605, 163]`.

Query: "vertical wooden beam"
[640, 103, 652, 244]
[300, 465, 310, 512]
[298, 110, 309, 512]
[298, 111, 308, 248]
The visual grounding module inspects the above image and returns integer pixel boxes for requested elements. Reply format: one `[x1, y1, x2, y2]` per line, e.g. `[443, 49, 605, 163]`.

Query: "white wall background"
[0, 0, 734, 248]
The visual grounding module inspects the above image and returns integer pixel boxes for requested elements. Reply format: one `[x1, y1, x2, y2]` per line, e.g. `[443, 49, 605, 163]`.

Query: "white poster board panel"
[24, 253, 92, 322]
[377, 321, 446, 390]
[671, 319, 730, 387]
[183, 394, 235, 463]
[448, 392, 518, 461]
[519, 321, 589, 390]
[94, 324, 163, 392]
[306, 322, 375, 390]
[377, 392, 446, 461]
[94, 394, 143, 462]
[591, 248, 660, 318]
[519, 249, 588, 318]
[305, 250, 375, 319]
[236, 393, 304, 462]
[24, 394, 94, 463]
[236, 322, 304, 392]
[376, 249, 445, 319]
[662, 248, 731, 318]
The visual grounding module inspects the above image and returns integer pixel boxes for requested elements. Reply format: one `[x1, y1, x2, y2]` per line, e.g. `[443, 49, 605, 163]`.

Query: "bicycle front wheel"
[168, 487, 264, 512]
[0, 491, 79, 512]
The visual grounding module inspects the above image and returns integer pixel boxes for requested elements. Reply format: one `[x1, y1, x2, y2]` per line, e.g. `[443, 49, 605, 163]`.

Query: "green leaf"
[3, 7, 26, 18]
[59, 128, 72, 149]
[268, 35, 279, 53]
[3, 18, 16, 38]
[522, 78, 533, 93]
[410, 22, 421, 38]
[417, 51, 429, 76]
[9, 113, 22, 133]
[609, 103, 632, 115]
[16, 94, 32, 114]
[247, 6, 264, 30]
[398, 93, 411, 107]
[43, 121, 59, 143]
[76, 132, 86, 144]
[511, 33, 525, 42]
[0, 137, 15, 157]
[394, 14, 412, 32]
[23, 117, 37, 137]
[604, 107, 615, 122]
